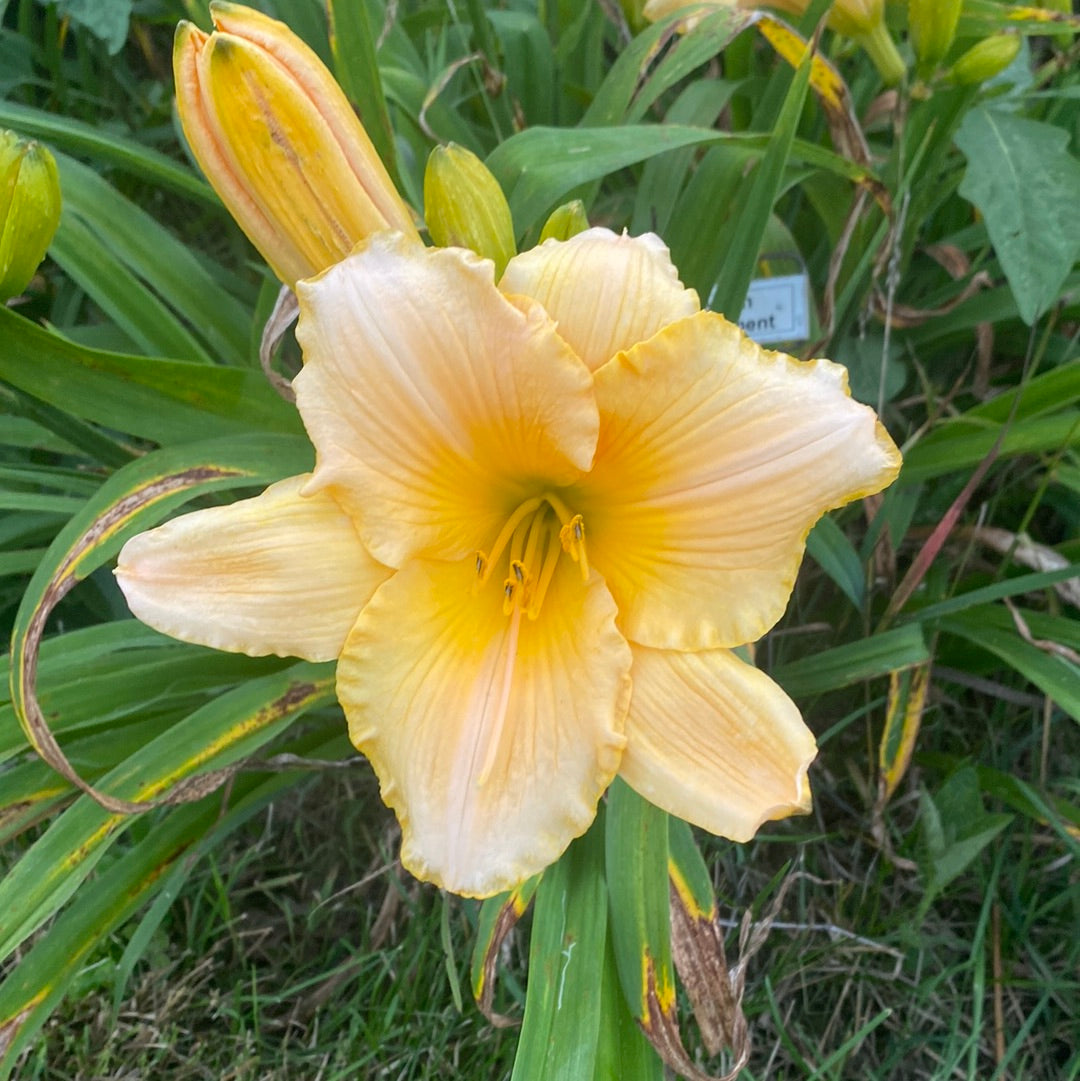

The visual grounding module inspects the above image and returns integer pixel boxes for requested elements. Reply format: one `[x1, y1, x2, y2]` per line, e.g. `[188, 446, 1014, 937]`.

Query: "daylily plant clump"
[116, 3, 901, 898]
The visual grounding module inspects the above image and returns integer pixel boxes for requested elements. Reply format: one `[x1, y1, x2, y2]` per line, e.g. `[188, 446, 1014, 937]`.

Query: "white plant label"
[737, 274, 810, 344]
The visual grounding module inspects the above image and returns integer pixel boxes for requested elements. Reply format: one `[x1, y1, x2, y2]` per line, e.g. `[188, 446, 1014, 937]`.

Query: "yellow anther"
[559, 514, 589, 581]
[502, 577, 518, 615]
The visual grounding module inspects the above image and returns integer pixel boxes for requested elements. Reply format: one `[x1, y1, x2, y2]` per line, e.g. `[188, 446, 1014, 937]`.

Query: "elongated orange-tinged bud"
[174, 2, 418, 286]
[0, 130, 61, 301]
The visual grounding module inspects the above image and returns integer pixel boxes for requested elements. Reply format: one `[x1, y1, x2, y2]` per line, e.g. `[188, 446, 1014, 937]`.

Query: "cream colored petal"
[294, 235, 599, 569]
[620, 645, 815, 841]
[338, 557, 631, 897]
[499, 228, 700, 372]
[115, 475, 389, 662]
[577, 312, 902, 649]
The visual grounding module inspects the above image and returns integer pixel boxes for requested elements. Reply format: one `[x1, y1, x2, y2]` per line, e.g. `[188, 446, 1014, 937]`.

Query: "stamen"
[543, 490, 576, 528]
[509, 558, 532, 612]
[559, 514, 590, 581]
[521, 509, 544, 572]
[478, 495, 544, 585]
[509, 513, 532, 568]
[526, 523, 562, 619]
[502, 577, 517, 615]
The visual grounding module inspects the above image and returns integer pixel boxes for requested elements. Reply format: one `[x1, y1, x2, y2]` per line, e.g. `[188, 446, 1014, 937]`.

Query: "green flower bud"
[0, 130, 61, 301]
[947, 34, 1021, 86]
[424, 143, 516, 277]
[908, 0, 961, 73]
[539, 200, 590, 243]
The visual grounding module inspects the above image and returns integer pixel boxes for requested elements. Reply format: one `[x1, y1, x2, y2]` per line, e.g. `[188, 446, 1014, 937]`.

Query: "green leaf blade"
[956, 107, 1080, 325]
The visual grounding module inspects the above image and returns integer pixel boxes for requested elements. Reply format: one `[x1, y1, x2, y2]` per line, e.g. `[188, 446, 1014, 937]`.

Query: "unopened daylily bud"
[0, 131, 61, 302]
[423, 143, 516, 276]
[947, 34, 1021, 85]
[539, 201, 590, 243]
[174, 1, 418, 287]
[908, 0, 961, 72]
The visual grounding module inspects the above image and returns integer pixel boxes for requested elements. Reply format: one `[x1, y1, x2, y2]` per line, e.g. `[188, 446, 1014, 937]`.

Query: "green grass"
[14, 654, 1078, 1079]
[17, 767, 521, 1080]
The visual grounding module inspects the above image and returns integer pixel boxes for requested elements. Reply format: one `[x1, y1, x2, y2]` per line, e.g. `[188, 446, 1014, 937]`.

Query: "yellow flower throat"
[475, 492, 588, 619]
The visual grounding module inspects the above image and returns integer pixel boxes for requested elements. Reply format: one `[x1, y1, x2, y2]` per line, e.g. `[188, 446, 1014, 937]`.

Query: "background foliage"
[1, 0, 1078, 1078]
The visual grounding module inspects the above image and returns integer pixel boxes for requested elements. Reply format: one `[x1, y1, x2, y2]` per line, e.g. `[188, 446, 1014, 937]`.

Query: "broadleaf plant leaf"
[956, 107, 1080, 325]
[55, 0, 132, 54]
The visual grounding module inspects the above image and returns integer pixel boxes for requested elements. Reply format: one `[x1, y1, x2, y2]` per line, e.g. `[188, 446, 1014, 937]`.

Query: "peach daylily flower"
[116, 228, 901, 898]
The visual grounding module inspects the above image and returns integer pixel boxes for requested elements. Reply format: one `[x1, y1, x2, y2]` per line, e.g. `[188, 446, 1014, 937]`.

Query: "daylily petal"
[499, 228, 700, 371]
[294, 235, 599, 568]
[115, 475, 389, 661]
[619, 645, 815, 841]
[577, 312, 902, 649]
[337, 557, 631, 897]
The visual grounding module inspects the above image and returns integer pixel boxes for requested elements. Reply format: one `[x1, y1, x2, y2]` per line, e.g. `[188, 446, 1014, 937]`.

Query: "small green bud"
[947, 34, 1022, 86]
[0, 130, 62, 301]
[423, 143, 515, 277]
[908, 0, 961, 73]
[539, 200, 590, 243]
